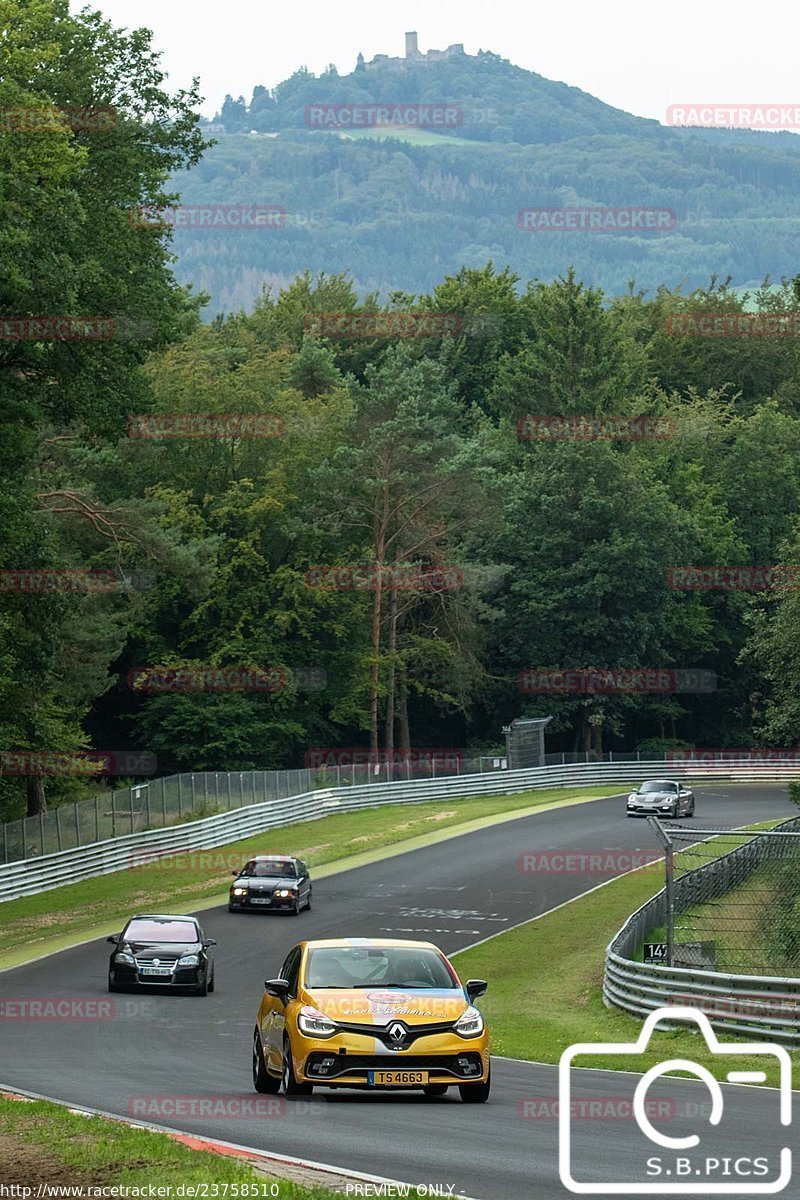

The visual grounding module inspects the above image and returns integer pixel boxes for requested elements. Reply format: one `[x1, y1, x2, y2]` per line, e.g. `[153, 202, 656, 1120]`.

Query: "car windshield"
[124, 919, 198, 943]
[639, 781, 678, 793]
[241, 860, 296, 877]
[305, 946, 459, 989]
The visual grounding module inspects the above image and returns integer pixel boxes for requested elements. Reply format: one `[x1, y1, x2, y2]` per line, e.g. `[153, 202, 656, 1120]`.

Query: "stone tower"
[405, 31, 420, 59]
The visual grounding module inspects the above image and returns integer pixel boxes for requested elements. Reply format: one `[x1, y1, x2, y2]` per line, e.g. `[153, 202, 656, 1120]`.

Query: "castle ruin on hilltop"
[357, 32, 467, 72]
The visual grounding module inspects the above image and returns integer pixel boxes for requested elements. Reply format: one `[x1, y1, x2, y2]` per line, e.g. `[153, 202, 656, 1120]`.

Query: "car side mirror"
[203, 939, 217, 948]
[466, 979, 487, 1001]
[264, 977, 291, 998]
[106, 934, 120, 944]
[231, 870, 239, 877]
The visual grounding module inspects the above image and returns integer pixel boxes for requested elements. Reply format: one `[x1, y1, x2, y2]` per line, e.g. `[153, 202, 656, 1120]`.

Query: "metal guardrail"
[1, 759, 797, 903]
[604, 816, 800, 1042]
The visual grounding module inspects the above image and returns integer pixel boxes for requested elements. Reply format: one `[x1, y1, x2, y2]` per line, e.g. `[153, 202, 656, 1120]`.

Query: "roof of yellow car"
[299, 937, 441, 951]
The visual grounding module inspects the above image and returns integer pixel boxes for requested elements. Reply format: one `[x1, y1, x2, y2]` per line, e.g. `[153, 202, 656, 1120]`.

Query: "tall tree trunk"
[383, 583, 399, 778]
[581, 713, 591, 754]
[26, 775, 46, 816]
[398, 676, 411, 755]
[591, 720, 603, 760]
[369, 582, 382, 755]
[369, 522, 387, 755]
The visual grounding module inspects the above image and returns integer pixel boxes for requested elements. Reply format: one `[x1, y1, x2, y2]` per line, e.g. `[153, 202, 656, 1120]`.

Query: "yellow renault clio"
[252, 938, 490, 1102]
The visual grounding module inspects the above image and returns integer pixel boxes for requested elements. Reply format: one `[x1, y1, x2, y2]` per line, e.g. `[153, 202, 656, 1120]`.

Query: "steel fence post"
[75, 802, 81, 847]
[55, 805, 62, 851]
[647, 815, 674, 967]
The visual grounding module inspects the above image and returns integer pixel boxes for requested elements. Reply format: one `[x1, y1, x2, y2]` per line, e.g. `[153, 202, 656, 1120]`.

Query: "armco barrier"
[604, 816, 800, 1042]
[0, 760, 797, 903]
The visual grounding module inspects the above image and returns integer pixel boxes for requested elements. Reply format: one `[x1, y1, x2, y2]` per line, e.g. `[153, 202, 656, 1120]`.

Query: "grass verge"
[0, 1093, 337, 1194]
[0, 785, 622, 969]
[453, 824, 799, 1088]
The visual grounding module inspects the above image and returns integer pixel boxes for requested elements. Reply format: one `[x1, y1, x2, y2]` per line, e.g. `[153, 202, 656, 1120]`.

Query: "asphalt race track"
[1, 786, 796, 1199]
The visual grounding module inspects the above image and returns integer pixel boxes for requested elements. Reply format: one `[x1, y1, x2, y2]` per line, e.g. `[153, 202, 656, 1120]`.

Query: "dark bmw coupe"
[107, 914, 216, 995]
[228, 855, 312, 915]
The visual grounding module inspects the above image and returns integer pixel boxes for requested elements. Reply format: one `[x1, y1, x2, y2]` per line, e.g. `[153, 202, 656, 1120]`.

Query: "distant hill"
[167, 45, 800, 314]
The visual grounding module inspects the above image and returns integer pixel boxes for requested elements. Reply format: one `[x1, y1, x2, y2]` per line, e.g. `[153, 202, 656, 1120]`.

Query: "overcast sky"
[83, 0, 799, 124]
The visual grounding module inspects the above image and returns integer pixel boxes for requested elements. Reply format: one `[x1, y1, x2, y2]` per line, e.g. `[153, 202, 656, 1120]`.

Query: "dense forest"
[4, 1, 800, 822]
[164, 51, 800, 311]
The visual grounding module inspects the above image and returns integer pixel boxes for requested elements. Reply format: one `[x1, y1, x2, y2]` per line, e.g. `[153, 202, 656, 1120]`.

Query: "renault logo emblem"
[387, 1022, 406, 1043]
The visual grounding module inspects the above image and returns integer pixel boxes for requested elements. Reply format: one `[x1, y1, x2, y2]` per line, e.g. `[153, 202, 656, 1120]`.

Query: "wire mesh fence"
[655, 818, 800, 975]
[0, 751, 515, 865]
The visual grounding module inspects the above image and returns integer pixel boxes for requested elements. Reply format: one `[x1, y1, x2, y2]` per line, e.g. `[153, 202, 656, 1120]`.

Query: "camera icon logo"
[559, 1006, 792, 1194]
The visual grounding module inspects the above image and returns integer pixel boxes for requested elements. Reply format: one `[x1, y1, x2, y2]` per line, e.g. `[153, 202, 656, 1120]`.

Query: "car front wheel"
[459, 1068, 490, 1103]
[283, 1037, 313, 1097]
[253, 1030, 280, 1094]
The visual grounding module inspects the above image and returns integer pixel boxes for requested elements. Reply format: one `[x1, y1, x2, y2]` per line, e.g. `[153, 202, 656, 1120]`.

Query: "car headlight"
[231, 887, 248, 895]
[275, 888, 296, 898]
[297, 1006, 337, 1037]
[115, 951, 135, 965]
[177, 954, 199, 966]
[627, 794, 637, 803]
[454, 1006, 484, 1038]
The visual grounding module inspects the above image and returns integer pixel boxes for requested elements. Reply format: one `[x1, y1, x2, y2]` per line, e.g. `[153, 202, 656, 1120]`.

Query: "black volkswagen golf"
[228, 854, 312, 914]
[107, 914, 216, 995]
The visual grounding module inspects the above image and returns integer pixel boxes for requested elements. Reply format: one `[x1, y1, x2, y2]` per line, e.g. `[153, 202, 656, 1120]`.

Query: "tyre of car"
[253, 1029, 281, 1094]
[193, 968, 210, 996]
[459, 1067, 491, 1103]
[282, 1036, 313, 1097]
